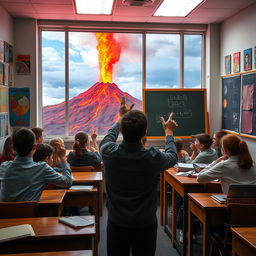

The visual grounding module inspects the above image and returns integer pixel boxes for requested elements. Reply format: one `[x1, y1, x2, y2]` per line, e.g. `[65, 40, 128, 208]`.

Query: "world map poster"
[9, 88, 30, 127]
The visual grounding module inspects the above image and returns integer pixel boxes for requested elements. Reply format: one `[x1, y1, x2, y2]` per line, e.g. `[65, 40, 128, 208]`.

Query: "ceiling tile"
[0, 2, 35, 13]
[38, 13, 76, 20]
[201, 0, 256, 9]
[189, 8, 239, 18]
[33, 4, 74, 14]
[31, 0, 72, 4]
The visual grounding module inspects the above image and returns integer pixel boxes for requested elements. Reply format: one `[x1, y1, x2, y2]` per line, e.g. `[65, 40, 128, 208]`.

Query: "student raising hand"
[118, 96, 135, 120]
[160, 112, 178, 136]
[90, 128, 99, 152]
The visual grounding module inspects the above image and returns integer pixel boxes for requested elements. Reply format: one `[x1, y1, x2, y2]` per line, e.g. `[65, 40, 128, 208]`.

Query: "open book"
[59, 216, 94, 228]
[176, 162, 209, 171]
[69, 185, 93, 191]
[0, 224, 35, 243]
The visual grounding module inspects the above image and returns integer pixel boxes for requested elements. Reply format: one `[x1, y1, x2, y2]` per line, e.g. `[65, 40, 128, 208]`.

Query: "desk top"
[0, 251, 93, 256]
[0, 216, 96, 238]
[72, 172, 103, 183]
[188, 193, 227, 209]
[165, 168, 203, 186]
[231, 227, 256, 249]
[39, 190, 66, 205]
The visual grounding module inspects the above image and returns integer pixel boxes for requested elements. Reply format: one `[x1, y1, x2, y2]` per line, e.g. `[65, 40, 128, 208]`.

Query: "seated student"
[190, 133, 217, 164]
[175, 137, 190, 163]
[212, 130, 227, 158]
[67, 130, 102, 167]
[0, 137, 15, 164]
[31, 127, 44, 144]
[33, 143, 63, 173]
[197, 134, 256, 193]
[49, 137, 65, 168]
[0, 128, 72, 202]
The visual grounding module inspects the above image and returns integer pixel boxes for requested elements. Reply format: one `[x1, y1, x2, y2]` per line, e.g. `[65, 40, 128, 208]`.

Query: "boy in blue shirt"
[0, 128, 72, 201]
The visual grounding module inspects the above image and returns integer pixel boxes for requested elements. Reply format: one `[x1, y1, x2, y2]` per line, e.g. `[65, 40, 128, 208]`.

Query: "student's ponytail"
[73, 132, 88, 158]
[238, 140, 253, 169]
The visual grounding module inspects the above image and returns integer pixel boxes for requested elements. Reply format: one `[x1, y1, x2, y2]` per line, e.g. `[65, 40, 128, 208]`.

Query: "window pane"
[146, 34, 180, 88]
[42, 31, 65, 136]
[68, 32, 142, 136]
[184, 34, 202, 88]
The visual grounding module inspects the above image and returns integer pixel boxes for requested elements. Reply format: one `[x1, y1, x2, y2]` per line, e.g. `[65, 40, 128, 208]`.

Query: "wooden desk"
[39, 190, 66, 216]
[188, 193, 227, 256]
[0, 216, 97, 256]
[72, 172, 103, 216]
[231, 227, 256, 256]
[163, 168, 206, 256]
[0, 251, 93, 256]
[64, 188, 99, 241]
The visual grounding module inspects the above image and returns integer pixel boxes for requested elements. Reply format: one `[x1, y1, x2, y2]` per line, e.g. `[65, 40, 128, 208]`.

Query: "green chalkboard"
[143, 89, 208, 138]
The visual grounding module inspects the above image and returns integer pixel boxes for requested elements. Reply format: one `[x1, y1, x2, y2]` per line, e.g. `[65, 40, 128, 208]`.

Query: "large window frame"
[38, 22, 206, 137]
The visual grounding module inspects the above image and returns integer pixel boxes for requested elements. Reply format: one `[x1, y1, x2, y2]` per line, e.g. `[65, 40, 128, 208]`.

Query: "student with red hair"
[197, 134, 256, 193]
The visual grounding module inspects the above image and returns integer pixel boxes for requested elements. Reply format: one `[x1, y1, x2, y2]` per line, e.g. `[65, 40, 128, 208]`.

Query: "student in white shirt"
[197, 134, 256, 193]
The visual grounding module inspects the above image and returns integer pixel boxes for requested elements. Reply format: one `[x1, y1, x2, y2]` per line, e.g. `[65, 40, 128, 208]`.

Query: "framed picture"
[233, 52, 240, 73]
[225, 55, 231, 74]
[0, 62, 3, 85]
[9, 44, 13, 64]
[0, 40, 4, 62]
[16, 55, 31, 74]
[243, 48, 252, 71]
[4, 63, 8, 86]
[4, 42, 9, 63]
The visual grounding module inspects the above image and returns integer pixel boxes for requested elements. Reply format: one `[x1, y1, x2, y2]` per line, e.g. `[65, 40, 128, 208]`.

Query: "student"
[67, 130, 102, 167]
[49, 137, 65, 168]
[0, 137, 15, 164]
[212, 130, 227, 158]
[31, 127, 44, 144]
[100, 97, 178, 256]
[190, 133, 217, 164]
[197, 134, 256, 193]
[0, 128, 72, 202]
[175, 137, 189, 163]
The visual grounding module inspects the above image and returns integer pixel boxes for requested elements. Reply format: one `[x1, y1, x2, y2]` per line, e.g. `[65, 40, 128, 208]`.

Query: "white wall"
[220, 3, 256, 158]
[0, 6, 13, 151]
[13, 18, 38, 128]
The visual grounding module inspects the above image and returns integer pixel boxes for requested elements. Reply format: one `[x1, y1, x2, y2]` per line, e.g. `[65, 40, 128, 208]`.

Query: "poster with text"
[9, 88, 30, 127]
[0, 85, 8, 112]
[233, 52, 240, 73]
[225, 55, 231, 74]
[244, 48, 252, 71]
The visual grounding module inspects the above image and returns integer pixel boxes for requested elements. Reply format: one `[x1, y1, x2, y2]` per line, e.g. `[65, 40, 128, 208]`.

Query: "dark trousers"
[107, 219, 158, 256]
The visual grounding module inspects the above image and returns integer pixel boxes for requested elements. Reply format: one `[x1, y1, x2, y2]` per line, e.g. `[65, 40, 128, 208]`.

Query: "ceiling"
[0, 0, 256, 24]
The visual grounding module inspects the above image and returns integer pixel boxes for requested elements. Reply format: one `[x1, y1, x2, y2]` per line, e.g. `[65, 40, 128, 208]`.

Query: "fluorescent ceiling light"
[75, 0, 114, 15]
[154, 0, 204, 17]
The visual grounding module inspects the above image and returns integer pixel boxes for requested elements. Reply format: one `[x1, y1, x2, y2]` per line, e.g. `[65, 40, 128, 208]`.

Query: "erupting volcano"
[43, 33, 142, 135]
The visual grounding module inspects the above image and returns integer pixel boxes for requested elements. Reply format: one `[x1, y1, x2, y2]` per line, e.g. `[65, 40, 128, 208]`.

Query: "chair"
[0, 201, 38, 218]
[209, 203, 256, 256]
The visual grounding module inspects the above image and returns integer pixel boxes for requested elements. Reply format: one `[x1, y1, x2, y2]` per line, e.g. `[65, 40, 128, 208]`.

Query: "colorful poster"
[9, 88, 30, 127]
[0, 85, 8, 112]
[233, 52, 240, 73]
[225, 55, 231, 74]
[16, 55, 31, 74]
[243, 48, 252, 71]
[0, 40, 4, 62]
[0, 113, 8, 138]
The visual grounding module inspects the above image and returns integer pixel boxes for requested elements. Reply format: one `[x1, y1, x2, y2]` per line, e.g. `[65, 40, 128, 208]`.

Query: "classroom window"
[184, 34, 202, 88]
[146, 34, 180, 88]
[41, 30, 204, 136]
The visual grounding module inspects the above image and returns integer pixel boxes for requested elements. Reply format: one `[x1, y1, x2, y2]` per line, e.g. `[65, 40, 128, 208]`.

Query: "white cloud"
[80, 49, 99, 68]
[43, 47, 63, 63]
[69, 48, 79, 56]
[69, 32, 97, 50]
[42, 31, 65, 42]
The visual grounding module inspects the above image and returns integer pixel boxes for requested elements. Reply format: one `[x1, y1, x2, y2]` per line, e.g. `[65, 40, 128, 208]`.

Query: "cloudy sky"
[42, 31, 201, 106]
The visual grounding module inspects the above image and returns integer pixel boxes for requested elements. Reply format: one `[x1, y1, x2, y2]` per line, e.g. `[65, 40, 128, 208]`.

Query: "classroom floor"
[96, 198, 180, 256]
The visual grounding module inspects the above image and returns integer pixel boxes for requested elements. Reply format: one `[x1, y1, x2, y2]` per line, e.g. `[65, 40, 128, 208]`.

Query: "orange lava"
[95, 33, 121, 83]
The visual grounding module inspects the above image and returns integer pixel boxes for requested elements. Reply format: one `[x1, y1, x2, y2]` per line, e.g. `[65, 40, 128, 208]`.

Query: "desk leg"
[160, 172, 164, 225]
[172, 188, 177, 246]
[202, 216, 210, 256]
[182, 195, 188, 256]
[99, 181, 103, 216]
[163, 180, 167, 231]
[188, 207, 195, 256]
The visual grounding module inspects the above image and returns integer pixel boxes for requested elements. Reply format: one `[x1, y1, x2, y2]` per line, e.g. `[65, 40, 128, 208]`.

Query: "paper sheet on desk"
[175, 171, 198, 177]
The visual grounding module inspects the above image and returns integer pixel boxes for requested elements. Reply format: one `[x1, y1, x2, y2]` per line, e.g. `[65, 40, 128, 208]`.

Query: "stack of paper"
[59, 216, 94, 228]
[0, 224, 35, 243]
[69, 185, 93, 190]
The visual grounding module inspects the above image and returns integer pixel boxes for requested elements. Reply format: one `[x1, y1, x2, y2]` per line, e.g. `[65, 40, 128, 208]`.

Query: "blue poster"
[9, 88, 30, 127]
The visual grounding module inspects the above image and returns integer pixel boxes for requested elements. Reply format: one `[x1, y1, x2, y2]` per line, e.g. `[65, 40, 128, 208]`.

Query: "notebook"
[211, 194, 227, 204]
[69, 185, 93, 191]
[59, 216, 94, 228]
[0, 224, 35, 243]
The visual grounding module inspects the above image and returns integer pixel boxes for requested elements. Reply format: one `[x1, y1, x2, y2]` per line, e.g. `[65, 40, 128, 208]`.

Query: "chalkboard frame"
[221, 70, 256, 140]
[143, 88, 209, 139]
